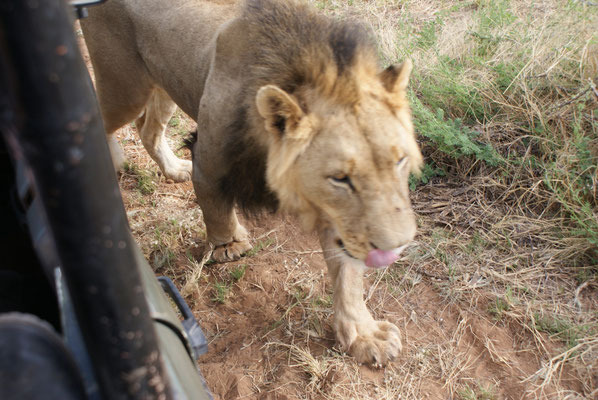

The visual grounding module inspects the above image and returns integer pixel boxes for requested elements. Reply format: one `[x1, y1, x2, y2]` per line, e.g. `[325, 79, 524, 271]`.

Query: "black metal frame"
[0, 0, 174, 398]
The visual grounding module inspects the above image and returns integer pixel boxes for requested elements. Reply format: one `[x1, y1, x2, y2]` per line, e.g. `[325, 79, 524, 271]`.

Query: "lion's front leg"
[192, 180, 252, 263]
[319, 229, 402, 366]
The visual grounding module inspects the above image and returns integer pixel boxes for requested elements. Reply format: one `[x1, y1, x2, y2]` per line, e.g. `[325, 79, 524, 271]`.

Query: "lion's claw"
[342, 320, 402, 366]
[212, 240, 252, 262]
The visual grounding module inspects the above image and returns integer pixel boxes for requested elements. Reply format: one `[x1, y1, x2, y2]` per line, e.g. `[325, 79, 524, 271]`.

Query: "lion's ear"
[256, 85, 304, 137]
[379, 59, 412, 94]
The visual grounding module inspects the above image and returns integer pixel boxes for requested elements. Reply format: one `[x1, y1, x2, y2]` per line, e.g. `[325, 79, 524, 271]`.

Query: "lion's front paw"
[163, 159, 192, 182]
[212, 239, 252, 262]
[340, 320, 402, 366]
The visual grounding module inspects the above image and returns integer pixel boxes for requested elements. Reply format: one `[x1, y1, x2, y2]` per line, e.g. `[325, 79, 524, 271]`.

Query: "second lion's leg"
[136, 88, 192, 182]
[319, 228, 402, 366]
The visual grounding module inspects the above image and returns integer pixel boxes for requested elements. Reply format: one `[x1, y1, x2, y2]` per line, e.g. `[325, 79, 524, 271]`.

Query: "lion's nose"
[370, 241, 399, 252]
[371, 238, 411, 252]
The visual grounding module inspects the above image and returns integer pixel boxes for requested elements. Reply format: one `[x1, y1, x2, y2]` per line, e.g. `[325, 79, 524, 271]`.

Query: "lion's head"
[255, 59, 422, 268]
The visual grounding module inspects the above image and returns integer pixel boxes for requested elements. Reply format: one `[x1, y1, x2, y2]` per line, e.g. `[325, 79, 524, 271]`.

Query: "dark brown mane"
[218, 106, 279, 215]
[182, 123, 278, 215]
[243, 0, 377, 106]
[216, 0, 379, 215]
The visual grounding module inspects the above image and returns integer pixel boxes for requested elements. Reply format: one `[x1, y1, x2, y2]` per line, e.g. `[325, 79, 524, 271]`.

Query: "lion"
[82, 0, 423, 366]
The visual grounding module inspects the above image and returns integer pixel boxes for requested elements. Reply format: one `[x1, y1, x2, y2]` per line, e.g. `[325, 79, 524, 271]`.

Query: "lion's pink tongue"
[365, 249, 399, 268]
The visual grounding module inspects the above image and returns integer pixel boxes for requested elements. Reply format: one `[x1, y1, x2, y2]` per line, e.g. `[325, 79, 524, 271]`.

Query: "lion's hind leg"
[136, 88, 192, 182]
[81, 11, 154, 175]
[92, 71, 152, 175]
[319, 229, 402, 366]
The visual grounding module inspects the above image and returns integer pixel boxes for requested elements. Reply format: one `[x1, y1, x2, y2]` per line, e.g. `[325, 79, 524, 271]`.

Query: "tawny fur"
[82, 0, 423, 366]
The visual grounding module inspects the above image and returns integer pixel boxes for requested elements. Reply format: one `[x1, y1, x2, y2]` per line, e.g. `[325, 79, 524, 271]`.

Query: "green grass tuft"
[230, 264, 247, 282]
[212, 281, 230, 304]
[246, 238, 275, 257]
[534, 313, 592, 348]
[125, 163, 157, 196]
[410, 94, 503, 166]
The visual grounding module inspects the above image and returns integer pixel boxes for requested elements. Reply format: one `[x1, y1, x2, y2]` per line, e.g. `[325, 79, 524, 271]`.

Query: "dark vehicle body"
[0, 1, 211, 398]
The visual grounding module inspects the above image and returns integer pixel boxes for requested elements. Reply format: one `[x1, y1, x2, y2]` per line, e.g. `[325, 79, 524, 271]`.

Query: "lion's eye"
[329, 174, 355, 191]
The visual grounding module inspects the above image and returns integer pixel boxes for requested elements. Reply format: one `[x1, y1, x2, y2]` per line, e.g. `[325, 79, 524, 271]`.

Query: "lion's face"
[256, 61, 422, 267]
[297, 96, 419, 263]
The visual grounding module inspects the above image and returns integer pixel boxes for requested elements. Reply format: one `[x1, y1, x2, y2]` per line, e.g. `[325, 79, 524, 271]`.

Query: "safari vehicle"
[0, 0, 212, 398]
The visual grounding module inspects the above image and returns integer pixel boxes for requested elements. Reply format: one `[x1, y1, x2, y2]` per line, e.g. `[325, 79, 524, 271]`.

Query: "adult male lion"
[82, 0, 423, 366]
